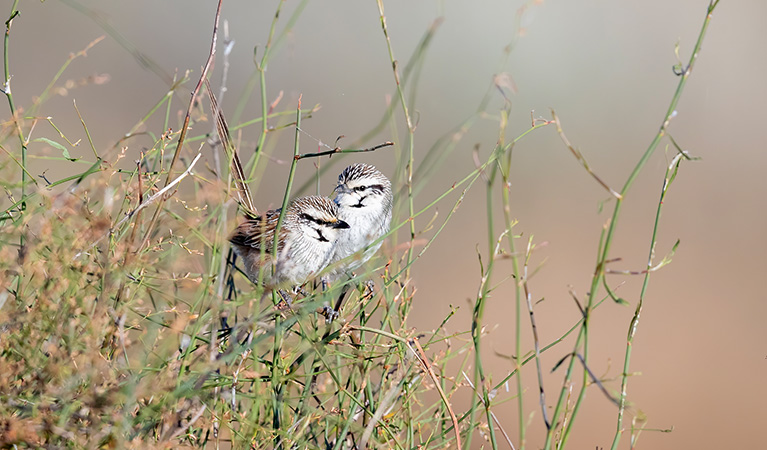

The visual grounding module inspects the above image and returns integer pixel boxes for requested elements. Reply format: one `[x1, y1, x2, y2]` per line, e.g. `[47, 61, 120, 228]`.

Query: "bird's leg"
[276, 289, 294, 311]
[323, 282, 352, 323]
[361, 279, 375, 299]
[319, 281, 351, 323]
[294, 285, 310, 298]
[319, 273, 375, 323]
[321, 306, 339, 323]
[317, 276, 334, 320]
[219, 316, 231, 336]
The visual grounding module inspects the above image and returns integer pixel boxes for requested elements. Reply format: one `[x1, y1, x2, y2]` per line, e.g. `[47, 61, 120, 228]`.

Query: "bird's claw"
[320, 306, 339, 323]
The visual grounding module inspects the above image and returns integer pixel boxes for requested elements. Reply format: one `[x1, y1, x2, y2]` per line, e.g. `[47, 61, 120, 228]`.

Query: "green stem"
[610, 154, 686, 450]
[4, 0, 26, 214]
[501, 154, 527, 449]
[268, 97, 303, 450]
[545, 2, 720, 448]
[249, 0, 284, 183]
[375, 0, 417, 279]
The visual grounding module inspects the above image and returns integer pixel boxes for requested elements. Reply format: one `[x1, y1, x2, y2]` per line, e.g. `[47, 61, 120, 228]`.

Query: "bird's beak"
[334, 183, 351, 195]
[333, 219, 350, 229]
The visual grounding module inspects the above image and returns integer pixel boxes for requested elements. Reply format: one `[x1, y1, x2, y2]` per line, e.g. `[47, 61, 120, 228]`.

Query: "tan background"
[7, 0, 766, 448]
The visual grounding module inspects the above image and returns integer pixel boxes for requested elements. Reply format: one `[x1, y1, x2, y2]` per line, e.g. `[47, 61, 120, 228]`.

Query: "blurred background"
[6, 0, 766, 448]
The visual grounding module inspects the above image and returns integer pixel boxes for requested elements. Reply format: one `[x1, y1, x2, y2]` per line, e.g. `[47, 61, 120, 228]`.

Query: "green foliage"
[0, 0, 719, 449]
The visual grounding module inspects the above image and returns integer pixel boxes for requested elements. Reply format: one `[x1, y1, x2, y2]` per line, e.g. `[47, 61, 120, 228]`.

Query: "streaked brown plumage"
[229, 196, 349, 288]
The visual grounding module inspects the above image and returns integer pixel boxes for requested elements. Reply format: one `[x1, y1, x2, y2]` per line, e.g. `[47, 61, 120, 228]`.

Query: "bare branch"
[409, 338, 462, 450]
[295, 140, 394, 161]
[551, 110, 622, 199]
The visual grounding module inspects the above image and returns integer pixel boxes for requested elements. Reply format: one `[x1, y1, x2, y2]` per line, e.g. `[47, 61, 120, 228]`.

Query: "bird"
[229, 195, 350, 290]
[325, 163, 393, 281]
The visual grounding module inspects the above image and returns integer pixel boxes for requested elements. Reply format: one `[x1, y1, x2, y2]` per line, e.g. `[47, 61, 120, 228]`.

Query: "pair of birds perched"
[229, 163, 392, 293]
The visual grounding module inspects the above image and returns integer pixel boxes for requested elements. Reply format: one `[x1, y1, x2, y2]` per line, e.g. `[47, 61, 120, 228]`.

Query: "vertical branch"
[210, 22, 234, 325]
[544, 2, 720, 448]
[467, 230, 505, 450]
[140, 0, 223, 250]
[610, 152, 687, 450]
[272, 95, 302, 256]
[4, 0, 26, 303]
[4, 0, 26, 214]
[500, 135, 527, 449]
[249, 1, 285, 182]
[465, 107, 511, 450]
[270, 96, 303, 446]
[521, 236, 550, 430]
[210, 20, 232, 182]
[375, 0, 417, 278]
[428, 120, 550, 450]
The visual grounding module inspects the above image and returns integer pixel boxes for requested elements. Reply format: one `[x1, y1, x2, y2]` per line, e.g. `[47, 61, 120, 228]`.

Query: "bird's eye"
[353, 186, 366, 192]
[300, 212, 335, 227]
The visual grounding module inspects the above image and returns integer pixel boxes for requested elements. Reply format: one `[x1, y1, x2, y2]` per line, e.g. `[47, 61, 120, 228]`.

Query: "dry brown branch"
[409, 337, 462, 450]
[140, 0, 224, 248]
[295, 140, 394, 160]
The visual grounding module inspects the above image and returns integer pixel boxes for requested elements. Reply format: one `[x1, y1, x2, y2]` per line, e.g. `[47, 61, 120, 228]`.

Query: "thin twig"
[605, 240, 679, 275]
[4, 0, 27, 216]
[294, 140, 394, 160]
[113, 152, 202, 231]
[521, 236, 550, 429]
[209, 19, 233, 186]
[211, 21, 235, 334]
[546, 2, 720, 447]
[551, 110, 622, 199]
[0, 143, 36, 183]
[140, 0, 223, 249]
[123, 155, 144, 255]
[573, 353, 619, 406]
[248, 1, 286, 183]
[169, 404, 207, 440]
[461, 371, 516, 450]
[567, 286, 586, 317]
[375, 0, 417, 284]
[611, 152, 687, 450]
[409, 338, 462, 450]
[72, 99, 99, 159]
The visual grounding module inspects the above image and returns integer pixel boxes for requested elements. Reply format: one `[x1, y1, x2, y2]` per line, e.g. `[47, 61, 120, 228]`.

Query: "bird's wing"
[229, 208, 289, 253]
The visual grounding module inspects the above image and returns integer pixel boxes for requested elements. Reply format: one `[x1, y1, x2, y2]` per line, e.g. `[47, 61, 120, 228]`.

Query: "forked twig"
[573, 353, 619, 406]
[551, 352, 618, 407]
[294, 140, 394, 160]
[605, 239, 680, 275]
